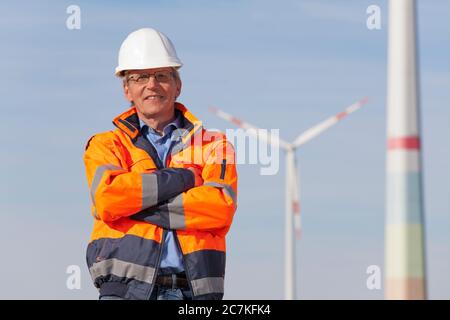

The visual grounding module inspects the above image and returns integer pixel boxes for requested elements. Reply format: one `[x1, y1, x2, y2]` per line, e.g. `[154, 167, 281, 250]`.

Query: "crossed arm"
[83, 134, 237, 234]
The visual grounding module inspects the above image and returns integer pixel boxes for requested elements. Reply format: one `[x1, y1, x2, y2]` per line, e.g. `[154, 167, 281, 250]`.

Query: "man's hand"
[188, 166, 204, 187]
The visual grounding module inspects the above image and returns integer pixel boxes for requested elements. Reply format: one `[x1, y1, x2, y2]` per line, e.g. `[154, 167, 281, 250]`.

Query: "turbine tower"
[385, 0, 427, 299]
[210, 97, 367, 299]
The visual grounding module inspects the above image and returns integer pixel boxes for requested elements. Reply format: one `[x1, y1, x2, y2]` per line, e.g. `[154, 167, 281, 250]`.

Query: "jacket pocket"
[130, 158, 157, 173]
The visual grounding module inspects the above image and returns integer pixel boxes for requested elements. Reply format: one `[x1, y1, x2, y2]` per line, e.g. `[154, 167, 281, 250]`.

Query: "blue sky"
[1, 0, 449, 299]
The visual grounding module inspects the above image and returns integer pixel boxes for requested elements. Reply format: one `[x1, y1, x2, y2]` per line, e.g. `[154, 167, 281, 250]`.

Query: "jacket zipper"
[144, 134, 165, 299]
[148, 228, 166, 299]
[173, 232, 195, 299]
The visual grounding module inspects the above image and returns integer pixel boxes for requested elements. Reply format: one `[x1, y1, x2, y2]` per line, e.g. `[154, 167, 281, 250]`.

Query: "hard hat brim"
[115, 62, 182, 77]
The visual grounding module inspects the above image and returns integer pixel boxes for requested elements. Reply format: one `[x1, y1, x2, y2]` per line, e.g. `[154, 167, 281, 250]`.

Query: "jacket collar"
[112, 102, 203, 143]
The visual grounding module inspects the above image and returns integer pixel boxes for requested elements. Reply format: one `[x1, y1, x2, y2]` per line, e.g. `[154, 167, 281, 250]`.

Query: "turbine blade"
[290, 157, 301, 239]
[292, 97, 368, 148]
[209, 106, 292, 150]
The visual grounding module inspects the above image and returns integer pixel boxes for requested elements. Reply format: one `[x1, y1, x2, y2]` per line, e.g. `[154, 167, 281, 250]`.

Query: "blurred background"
[0, 0, 448, 299]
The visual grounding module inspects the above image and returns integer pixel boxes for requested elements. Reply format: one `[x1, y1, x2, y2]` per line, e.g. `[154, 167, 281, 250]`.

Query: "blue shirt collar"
[139, 110, 182, 139]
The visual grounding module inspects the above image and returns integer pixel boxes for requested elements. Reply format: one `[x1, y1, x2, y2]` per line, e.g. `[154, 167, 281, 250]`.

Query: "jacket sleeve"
[83, 133, 195, 222]
[131, 138, 238, 236]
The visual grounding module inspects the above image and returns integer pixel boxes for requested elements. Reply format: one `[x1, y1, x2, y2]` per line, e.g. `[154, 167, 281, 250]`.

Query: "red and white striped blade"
[292, 97, 368, 148]
[209, 106, 292, 150]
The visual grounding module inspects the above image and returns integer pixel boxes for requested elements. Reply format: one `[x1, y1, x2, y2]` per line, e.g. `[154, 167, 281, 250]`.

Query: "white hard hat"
[115, 28, 183, 77]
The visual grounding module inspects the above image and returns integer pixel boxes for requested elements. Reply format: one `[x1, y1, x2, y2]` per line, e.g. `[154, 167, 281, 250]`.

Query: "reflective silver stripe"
[168, 194, 186, 229]
[204, 182, 237, 204]
[190, 277, 224, 296]
[89, 258, 155, 284]
[90, 164, 124, 219]
[171, 125, 203, 155]
[141, 173, 158, 209]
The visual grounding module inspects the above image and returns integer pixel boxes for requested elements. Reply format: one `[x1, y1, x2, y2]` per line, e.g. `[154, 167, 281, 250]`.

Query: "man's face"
[123, 67, 181, 119]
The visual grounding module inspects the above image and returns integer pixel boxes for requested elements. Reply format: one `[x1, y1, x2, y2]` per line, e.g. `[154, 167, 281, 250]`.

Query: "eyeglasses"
[126, 70, 174, 85]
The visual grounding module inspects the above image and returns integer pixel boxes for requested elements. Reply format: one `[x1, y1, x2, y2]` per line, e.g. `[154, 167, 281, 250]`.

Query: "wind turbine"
[209, 97, 368, 299]
[385, 0, 427, 299]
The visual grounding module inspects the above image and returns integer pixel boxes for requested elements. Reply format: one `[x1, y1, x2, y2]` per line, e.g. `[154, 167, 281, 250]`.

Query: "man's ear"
[176, 79, 182, 98]
[123, 81, 133, 102]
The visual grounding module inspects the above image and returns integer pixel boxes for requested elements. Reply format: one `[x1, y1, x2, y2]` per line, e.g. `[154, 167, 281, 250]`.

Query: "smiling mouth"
[144, 95, 164, 100]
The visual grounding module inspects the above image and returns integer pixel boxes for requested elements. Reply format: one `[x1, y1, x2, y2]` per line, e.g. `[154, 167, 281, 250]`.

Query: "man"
[83, 28, 238, 300]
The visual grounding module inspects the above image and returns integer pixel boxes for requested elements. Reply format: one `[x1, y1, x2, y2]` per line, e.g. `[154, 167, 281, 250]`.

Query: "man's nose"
[144, 75, 160, 89]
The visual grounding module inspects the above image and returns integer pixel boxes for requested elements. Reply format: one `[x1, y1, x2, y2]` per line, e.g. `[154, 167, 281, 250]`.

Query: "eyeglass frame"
[124, 69, 177, 85]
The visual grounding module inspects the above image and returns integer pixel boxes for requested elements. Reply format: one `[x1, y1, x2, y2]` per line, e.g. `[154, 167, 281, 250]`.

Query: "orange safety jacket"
[83, 102, 237, 300]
